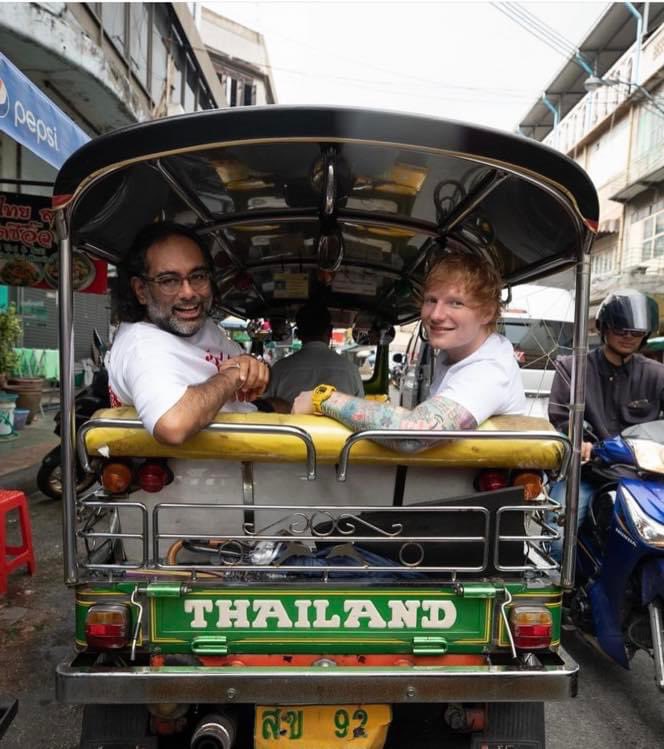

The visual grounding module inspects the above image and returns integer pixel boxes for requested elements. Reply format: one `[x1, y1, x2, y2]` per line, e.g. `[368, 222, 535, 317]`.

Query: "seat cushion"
[82, 407, 565, 470]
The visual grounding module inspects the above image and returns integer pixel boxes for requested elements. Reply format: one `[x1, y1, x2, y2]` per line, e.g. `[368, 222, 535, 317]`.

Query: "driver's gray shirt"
[549, 348, 664, 440]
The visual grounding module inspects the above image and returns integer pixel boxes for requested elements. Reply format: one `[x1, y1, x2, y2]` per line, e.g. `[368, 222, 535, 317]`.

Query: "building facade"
[517, 2, 664, 324]
[200, 7, 277, 107]
[0, 2, 273, 361]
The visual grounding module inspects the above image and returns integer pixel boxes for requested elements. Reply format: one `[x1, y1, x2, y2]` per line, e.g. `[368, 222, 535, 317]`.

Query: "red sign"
[0, 191, 107, 294]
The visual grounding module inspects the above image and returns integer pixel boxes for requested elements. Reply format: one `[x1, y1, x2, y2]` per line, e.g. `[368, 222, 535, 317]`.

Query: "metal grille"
[74, 419, 566, 582]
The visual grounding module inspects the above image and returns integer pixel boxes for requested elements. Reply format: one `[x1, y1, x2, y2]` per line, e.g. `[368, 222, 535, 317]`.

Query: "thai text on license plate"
[255, 704, 391, 748]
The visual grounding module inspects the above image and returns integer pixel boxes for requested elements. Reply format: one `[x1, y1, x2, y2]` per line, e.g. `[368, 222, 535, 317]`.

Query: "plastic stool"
[0, 489, 36, 594]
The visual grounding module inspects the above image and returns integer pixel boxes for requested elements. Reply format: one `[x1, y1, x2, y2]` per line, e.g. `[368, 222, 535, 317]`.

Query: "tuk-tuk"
[53, 106, 597, 748]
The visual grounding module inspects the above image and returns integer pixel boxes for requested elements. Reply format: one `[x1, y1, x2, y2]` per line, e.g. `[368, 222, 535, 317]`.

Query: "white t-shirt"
[264, 340, 365, 404]
[429, 333, 526, 425]
[107, 319, 255, 435]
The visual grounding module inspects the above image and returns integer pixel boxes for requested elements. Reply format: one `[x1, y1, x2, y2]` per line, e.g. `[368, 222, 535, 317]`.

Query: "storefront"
[0, 50, 108, 388]
[0, 50, 110, 369]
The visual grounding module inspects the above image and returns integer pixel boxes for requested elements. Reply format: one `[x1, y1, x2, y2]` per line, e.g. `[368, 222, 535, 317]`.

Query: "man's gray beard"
[146, 299, 210, 337]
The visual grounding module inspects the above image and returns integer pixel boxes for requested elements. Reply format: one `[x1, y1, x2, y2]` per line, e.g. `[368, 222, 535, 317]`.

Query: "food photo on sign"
[0, 192, 106, 294]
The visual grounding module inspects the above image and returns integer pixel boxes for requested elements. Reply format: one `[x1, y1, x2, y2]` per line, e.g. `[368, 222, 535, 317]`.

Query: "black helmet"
[596, 288, 659, 340]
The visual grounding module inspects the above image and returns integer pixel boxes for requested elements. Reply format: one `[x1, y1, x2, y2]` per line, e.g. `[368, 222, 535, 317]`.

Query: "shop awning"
[0, 51, 89, 169]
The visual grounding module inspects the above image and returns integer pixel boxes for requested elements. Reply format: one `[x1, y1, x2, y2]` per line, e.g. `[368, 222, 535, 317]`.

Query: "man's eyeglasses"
[612, 328, 647, 338]
[142, 269, 211, 296]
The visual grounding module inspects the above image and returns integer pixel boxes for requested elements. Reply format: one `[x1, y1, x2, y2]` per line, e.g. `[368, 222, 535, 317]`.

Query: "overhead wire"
[490, 3, 575, 58]
[491, 1, 593, 70]
[503, 2, 581, 56]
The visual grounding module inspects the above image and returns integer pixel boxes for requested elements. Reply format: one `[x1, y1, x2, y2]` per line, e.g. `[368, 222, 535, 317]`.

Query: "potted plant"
[0, 302, 22, 389]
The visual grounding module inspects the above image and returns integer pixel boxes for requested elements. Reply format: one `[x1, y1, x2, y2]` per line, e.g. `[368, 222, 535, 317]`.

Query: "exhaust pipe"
[191, 712, 236, 749]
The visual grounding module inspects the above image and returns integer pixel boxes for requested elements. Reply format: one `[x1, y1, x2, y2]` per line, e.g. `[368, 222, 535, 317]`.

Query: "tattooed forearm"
[321, 393, 477, 453]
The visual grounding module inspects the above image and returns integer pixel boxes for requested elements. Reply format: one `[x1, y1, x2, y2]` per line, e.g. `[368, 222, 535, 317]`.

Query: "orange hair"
[423, 252, 504, 333]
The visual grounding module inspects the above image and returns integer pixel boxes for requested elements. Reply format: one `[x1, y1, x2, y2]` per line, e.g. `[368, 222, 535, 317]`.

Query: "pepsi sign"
[0, 52, 89, 169]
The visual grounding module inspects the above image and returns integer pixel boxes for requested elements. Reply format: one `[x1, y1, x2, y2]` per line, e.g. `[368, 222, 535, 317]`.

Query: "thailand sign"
[0, 52, 89, 169]
[151, 590, 491, 653]
[0, 192, 107, 294]
[184, 597, 459, 630]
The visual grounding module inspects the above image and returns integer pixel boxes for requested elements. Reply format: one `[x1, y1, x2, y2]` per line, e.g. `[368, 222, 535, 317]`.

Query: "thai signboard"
[0, 52, 89, 169]
[0, 192, 107, 294]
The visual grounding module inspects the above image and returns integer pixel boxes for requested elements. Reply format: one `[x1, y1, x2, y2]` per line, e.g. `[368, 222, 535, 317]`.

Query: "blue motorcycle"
[568, 420, 664, 690]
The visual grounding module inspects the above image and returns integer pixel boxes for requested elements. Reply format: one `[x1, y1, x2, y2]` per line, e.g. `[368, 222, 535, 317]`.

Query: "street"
[0, 463, 662, 748]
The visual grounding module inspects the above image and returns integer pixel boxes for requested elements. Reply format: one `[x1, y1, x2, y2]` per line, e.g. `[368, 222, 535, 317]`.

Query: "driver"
[263, 302, 364, 408]
[106, 222, 270, 445]
[548, 289, 664, 550]
[292, 250, 527, 451]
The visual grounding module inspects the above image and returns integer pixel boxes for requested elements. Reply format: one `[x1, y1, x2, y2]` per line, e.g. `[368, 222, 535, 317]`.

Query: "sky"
[204, 1, 608, 132]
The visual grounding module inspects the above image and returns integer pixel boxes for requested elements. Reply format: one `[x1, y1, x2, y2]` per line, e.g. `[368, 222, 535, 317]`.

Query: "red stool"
[0, 489, 36, 595]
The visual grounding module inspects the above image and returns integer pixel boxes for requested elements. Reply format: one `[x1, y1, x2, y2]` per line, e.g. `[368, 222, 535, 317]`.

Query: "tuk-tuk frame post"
[56, 210, 79, 586]
[560, 242, 593, 590]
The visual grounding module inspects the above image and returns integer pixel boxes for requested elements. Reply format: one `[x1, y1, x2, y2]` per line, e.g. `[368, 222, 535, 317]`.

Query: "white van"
[497, 284, 575, 418]
[399, 284, 575, 418]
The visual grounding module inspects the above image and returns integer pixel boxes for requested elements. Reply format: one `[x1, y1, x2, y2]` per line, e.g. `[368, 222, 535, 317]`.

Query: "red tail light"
[138, 462, 171, 493]
[509, 606, 552, 650]
[85, 604, 130, 649]
[477, 470, 509, 492]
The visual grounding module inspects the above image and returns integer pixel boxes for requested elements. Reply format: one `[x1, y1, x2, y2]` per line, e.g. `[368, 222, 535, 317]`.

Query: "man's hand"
[581, 440, 594, 462]
[154, 355, 269, 445]
[292, 390, 315, 414]
[219, 355, 269, 402]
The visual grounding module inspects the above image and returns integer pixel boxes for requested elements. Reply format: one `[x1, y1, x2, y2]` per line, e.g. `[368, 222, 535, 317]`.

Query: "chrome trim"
[57, 212, 78, 585]
[561, 237, 593, 590]
[337, 430, 572, 482]
[499, 588, 517, 659]
[129, 588, 143, 662]
[323, 154, 335, 216]
[76, 418, 318, 480]
[437, 170, 509, 233]
[648, 599, 664, 691]
[494, 502, 560, 573]
[78, 241, 123, 264]
[241, 461, 255, 528]
[56, 649, 578, 704]
[79, 500, 149, 571]
[151, 502, 491, 573]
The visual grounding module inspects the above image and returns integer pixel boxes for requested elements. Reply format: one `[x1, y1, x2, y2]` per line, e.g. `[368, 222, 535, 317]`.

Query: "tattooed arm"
[292, 391, 477, 453]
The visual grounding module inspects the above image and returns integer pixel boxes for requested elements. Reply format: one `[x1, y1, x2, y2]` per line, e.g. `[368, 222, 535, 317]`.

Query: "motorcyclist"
[548, 288, 664, 557]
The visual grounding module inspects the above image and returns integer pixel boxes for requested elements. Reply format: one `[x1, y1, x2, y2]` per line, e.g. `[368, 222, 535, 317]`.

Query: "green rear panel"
[76, 583, 562, 655]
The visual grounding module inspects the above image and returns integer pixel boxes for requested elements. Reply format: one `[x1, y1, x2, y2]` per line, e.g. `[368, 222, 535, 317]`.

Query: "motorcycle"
[567, 419, 664, 690]
[37, 331, 109, 500]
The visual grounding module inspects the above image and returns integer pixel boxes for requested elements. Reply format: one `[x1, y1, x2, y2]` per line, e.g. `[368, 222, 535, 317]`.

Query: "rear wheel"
[36, 446, 97, 500]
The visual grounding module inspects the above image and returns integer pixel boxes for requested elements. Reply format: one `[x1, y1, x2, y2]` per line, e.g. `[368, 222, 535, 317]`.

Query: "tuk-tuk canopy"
[53, 106, 598, 325]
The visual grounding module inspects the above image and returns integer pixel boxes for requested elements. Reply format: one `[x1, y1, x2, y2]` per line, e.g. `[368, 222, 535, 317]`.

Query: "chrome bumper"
[56, 649, 578, 704]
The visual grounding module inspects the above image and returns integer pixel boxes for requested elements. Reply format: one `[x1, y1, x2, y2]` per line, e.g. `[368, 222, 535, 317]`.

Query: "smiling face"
[130, 234, 213, 337]
[420, 278, 493, 362]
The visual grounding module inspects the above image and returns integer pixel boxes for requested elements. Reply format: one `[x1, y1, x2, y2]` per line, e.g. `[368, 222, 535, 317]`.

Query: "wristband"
[311, 384, 336, 415]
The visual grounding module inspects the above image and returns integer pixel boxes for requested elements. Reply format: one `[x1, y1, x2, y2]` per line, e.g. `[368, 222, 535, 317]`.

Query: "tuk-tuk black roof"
[54, 106, 598, 325]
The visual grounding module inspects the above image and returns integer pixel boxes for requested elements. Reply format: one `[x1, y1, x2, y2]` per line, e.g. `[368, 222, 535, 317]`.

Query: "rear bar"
[56, 650, 577, 704]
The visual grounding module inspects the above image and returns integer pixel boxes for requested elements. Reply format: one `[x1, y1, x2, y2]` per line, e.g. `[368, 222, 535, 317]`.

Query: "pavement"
[0, 455, 81, 749]
[0, 408, 59, 481]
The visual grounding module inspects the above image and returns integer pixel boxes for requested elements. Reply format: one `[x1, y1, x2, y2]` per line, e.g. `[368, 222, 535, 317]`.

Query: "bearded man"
[107, 222, 269, 445]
